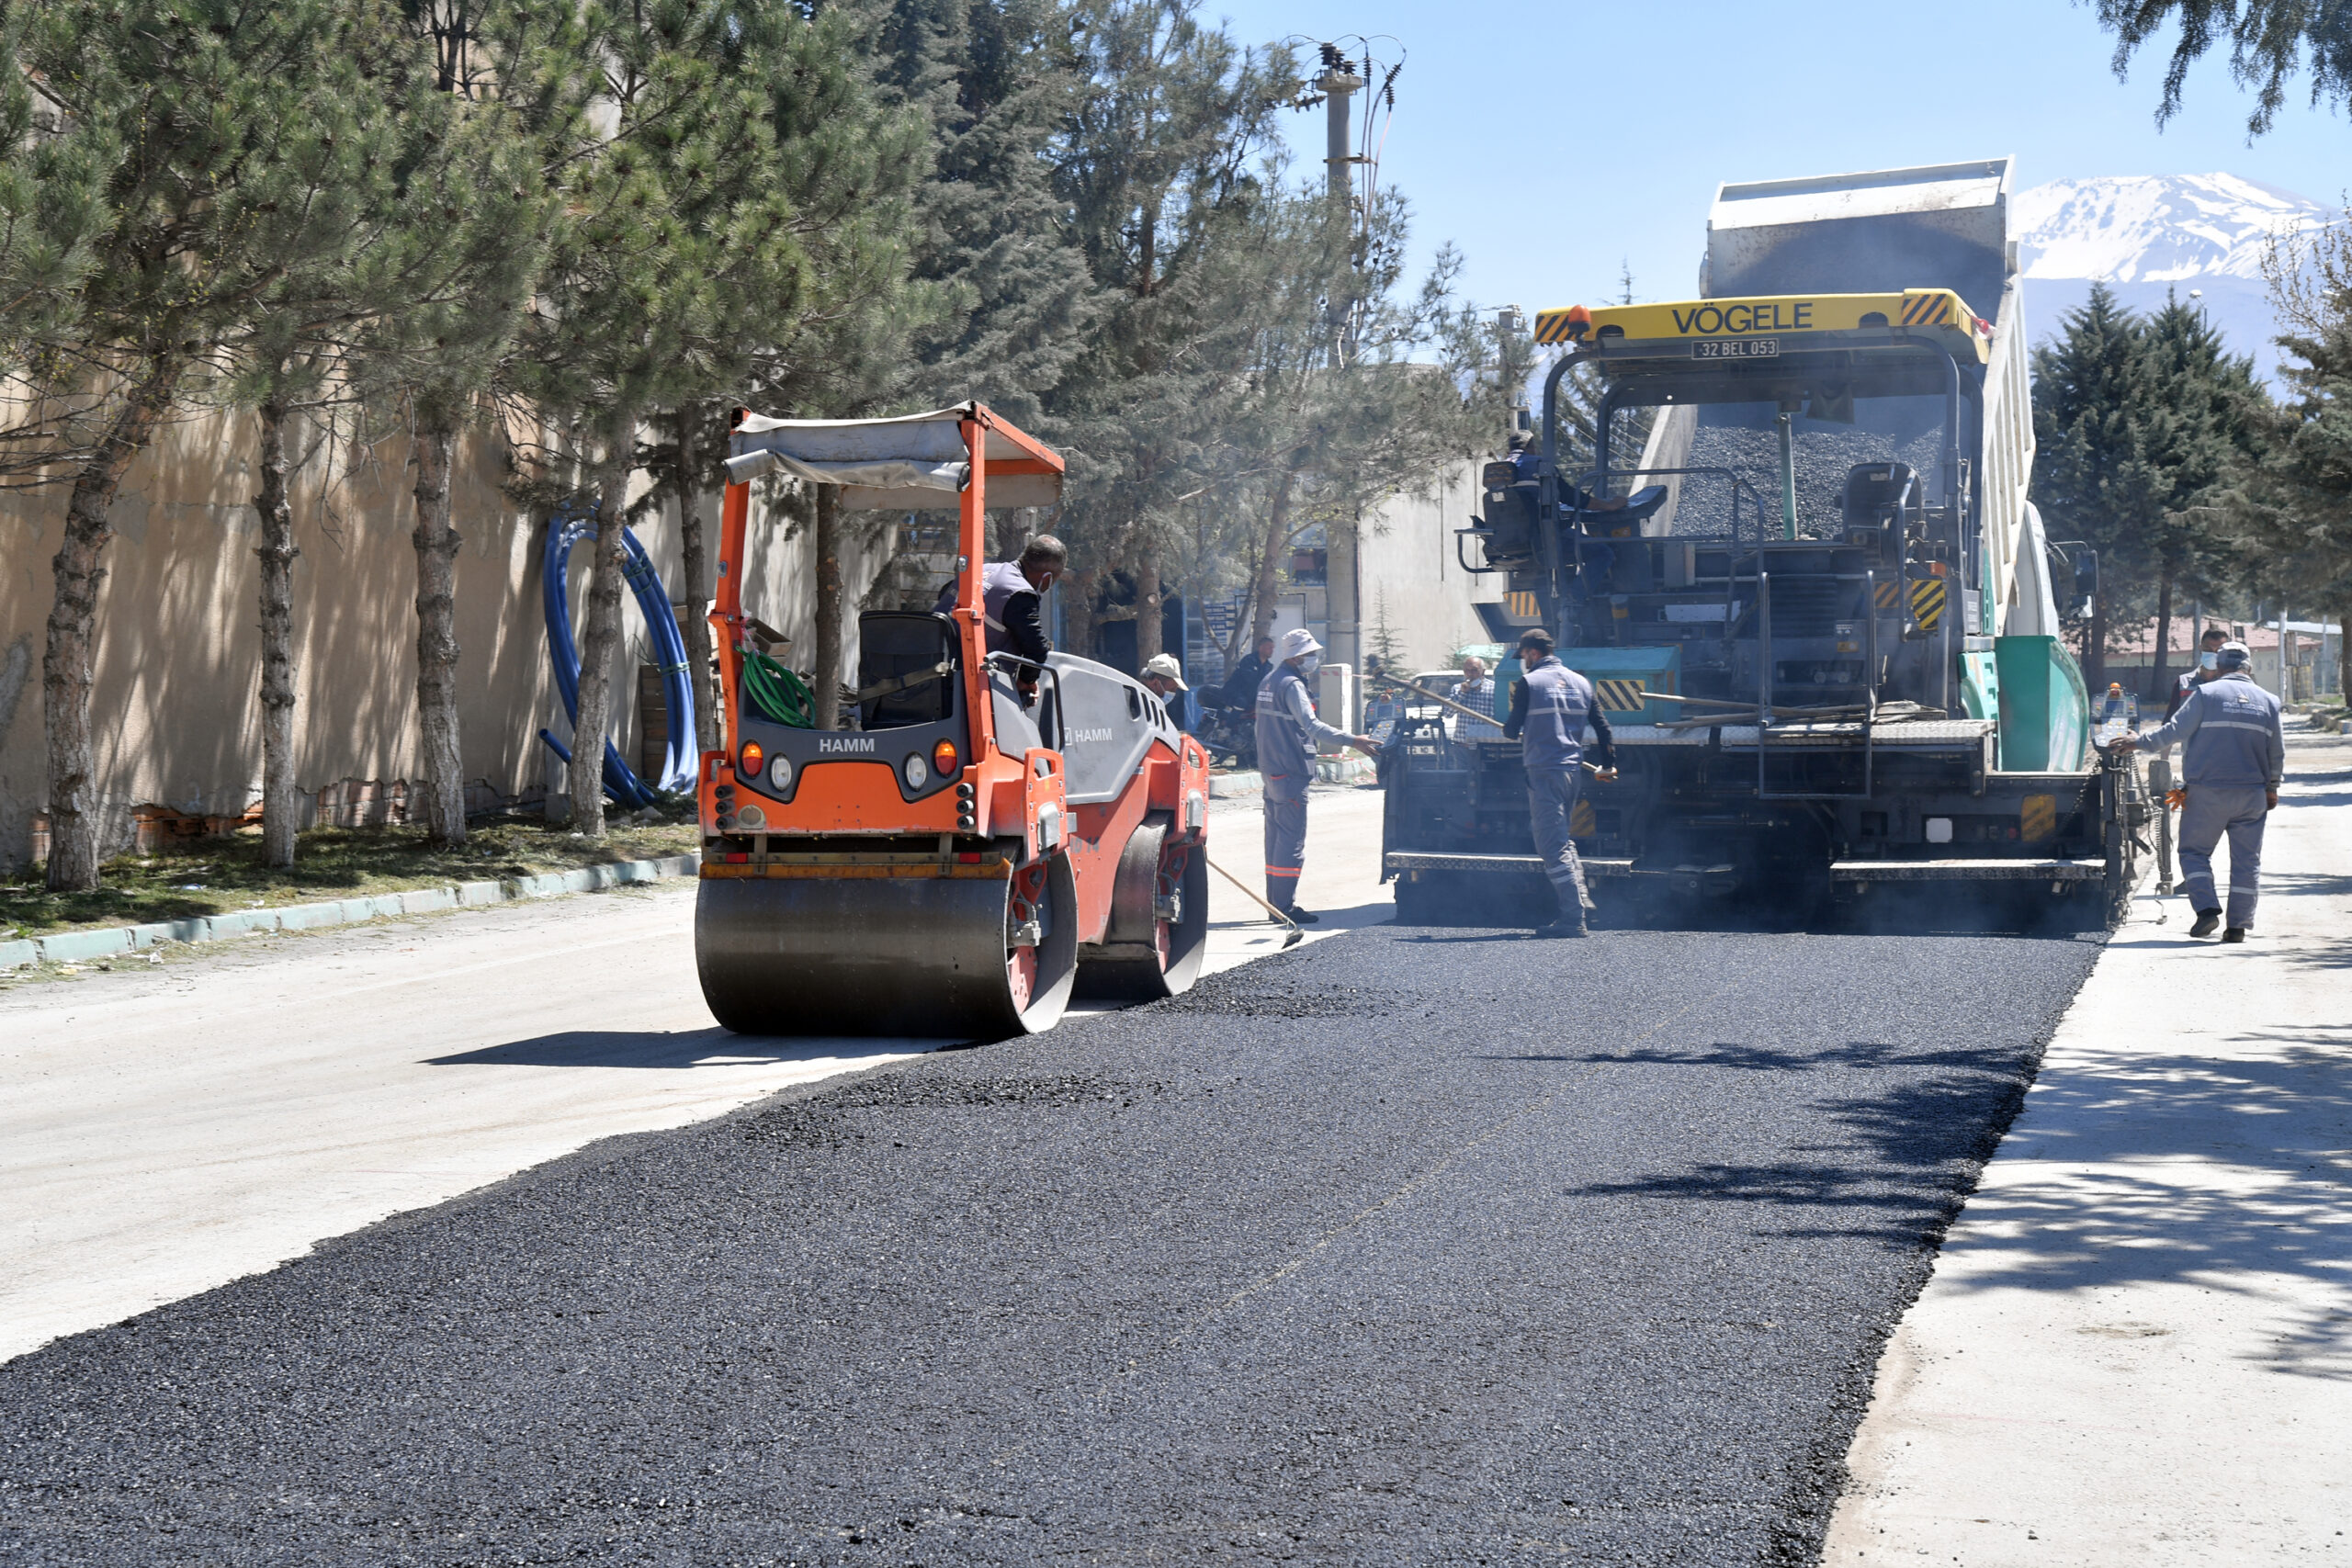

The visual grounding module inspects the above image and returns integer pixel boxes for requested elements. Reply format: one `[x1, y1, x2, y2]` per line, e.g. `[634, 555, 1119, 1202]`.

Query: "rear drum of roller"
[1074, 815, 1210, 1000]
[695, 856, 1078, 1039]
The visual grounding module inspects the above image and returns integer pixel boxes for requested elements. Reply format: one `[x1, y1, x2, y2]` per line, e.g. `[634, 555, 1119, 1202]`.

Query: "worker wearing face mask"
[1254, 627, 1380, 922]
[2168, 626, 2230, 719]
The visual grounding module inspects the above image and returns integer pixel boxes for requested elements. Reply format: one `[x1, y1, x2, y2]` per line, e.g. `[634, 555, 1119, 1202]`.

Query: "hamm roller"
[695, 402, 1213, 1038]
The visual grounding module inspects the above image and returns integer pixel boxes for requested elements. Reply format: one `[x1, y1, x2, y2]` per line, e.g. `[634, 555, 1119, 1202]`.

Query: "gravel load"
[1674, 400, 1948, 540]
[0, 925, 2097, 1567]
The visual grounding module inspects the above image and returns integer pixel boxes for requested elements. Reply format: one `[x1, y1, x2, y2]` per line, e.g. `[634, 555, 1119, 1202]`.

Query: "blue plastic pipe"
[538, 503, 699, 807]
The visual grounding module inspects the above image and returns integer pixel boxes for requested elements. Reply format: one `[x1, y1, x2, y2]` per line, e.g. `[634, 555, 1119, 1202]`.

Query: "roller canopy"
[723, 402, 1063, 511]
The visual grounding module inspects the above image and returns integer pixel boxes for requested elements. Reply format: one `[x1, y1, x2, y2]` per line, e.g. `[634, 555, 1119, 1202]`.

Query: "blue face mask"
[2199, 651, 2219, 671]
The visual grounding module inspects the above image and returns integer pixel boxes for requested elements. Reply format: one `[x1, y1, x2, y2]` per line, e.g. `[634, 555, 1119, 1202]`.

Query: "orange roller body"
[695, 403, 1211, 1039]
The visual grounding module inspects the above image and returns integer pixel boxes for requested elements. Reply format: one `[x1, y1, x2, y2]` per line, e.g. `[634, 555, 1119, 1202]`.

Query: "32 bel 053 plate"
[1692, 337, 1779, 360]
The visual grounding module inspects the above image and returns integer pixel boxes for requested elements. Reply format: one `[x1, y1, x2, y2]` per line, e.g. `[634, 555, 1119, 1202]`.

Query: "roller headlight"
[768, 753, 793, 791]
[903, 752, 930, 790]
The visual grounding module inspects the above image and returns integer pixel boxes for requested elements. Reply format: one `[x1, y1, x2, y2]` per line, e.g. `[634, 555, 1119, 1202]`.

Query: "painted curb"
[1208, 772, 1263, 799]
[3, 851, 701, 972]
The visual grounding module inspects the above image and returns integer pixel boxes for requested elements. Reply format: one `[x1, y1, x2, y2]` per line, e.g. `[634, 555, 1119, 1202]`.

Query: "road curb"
[1, 852, 700, 972]
[1208, 771, 1263, 798]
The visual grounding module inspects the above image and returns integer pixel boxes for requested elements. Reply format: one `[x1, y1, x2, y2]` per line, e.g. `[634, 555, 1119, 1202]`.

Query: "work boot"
[2188, 908, 2222, 939]
[1283, 906, 1319, 925]
[1533, 919, 1588, 939]
[2222, 927, 2245, 943]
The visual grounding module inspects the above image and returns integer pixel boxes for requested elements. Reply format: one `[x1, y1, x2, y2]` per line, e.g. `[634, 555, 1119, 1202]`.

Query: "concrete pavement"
[1824, 729, 2352, 1565]
[0, 782, 1389, 1364]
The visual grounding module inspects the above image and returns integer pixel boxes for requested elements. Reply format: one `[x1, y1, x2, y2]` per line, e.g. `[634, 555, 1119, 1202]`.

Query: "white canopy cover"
[723, 402, 1061, 511]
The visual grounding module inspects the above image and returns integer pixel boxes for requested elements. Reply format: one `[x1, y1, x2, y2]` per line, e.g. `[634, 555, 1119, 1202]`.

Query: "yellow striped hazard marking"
[1909, 578, 1947, 629]
[1594, 679, 1647, 713]
[1874, 580, 1902, 611]
[2020, 794, 2057, 842]
[1900, 291, 1955, 326]
[1571, 798, 1598, 838]
[1506, 591, 1540, 619]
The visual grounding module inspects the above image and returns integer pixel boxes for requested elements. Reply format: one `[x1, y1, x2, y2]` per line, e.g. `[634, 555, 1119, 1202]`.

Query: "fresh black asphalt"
[0, 924, 2099, 1566]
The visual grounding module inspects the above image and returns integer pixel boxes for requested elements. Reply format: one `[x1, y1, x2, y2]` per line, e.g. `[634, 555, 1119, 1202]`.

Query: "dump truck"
[695, 403, 1213, 1038]
[1384, 159, 2148, 926]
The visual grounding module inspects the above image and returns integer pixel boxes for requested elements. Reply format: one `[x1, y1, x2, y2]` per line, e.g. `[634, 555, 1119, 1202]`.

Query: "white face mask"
[2199, 651, 2219, 671]
[1297, 654, 1321, 677]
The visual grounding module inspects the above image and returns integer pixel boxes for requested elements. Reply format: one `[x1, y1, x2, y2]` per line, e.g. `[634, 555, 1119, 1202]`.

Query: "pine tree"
[2092, 0, 2352, 134]
[15, 0, 442, 890]
[520, 0, 837, 835]
[355, 2, 584, 847]
[2135, 291, 2267, 694]
[2030, 283, 2163, 689]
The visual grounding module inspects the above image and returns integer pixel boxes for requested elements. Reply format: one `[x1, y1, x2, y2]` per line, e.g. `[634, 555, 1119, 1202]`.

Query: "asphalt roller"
[695, 402, 1214, 1038]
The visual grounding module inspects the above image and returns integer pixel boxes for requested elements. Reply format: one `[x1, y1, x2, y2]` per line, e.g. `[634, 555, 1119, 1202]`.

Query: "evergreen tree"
[2091, 0, 2352, 134]
[2134, 291, 2267, 693]
[14, 0, 445, 891]
[0, 12, 114, 443]
[356, 2, 583, 847]
[521, 0, 835, 835]
[2030, 283, 2164, 688]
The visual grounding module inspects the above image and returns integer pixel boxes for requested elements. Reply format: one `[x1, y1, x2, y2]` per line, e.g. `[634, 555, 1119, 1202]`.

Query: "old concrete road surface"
[0, 885, 2098, 1563]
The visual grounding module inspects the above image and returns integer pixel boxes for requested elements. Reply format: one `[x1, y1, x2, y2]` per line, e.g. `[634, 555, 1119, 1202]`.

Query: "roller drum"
[696, 856, 1078, 1039]
[1074, 816, 1209, 1000]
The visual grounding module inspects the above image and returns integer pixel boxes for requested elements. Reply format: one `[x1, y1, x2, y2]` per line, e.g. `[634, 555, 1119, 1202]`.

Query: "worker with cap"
[2113, 638, 2283, 941]
[2168, 625, 2230, 719]
[934, 535, 1067, 695]
[1140, 652, 1199, 732]
[1255, 627, 1380, 922]
[1502, 626, 1613, 937]
[1505, 428, 1543, 483]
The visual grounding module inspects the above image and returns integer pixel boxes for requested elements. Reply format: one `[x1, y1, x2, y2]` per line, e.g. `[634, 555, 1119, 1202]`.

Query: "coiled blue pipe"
[538, 504, 699, 807]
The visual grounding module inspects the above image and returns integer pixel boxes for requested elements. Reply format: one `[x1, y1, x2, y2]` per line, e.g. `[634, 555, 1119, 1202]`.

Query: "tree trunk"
[254, 396, 301, 869]
[1136, 546, 1162, 665]
[1248, 468, 1297, 647]
[570, 404, 637, 837]
[2086, 590, 2108, 694]
[813, 482, 843, 730]
[411, 420, 467, 846]
[2147, 564, 2174, 705]
[676, 409, 718, 753]
[43, 356, 181, 891]
[1064, 565, 1098, 664]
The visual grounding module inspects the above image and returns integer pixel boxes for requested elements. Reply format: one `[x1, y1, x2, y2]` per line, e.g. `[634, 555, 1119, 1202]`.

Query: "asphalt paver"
[0, 924, 2099, 1566]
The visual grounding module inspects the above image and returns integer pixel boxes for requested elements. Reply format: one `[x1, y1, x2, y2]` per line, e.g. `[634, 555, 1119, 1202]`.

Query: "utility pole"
[1316, 45, 1363, 218]
[1313, 44, 1366, 696]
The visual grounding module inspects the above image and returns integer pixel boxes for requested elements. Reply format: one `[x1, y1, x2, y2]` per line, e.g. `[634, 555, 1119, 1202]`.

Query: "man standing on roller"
[937, 536, 1064, 696]
[1255, 627, 1380, 923]
[1503, 627, 1613, 938]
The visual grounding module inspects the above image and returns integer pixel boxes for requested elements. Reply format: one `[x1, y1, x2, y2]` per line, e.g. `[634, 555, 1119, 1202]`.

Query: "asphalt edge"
[0, 852, 701, 971]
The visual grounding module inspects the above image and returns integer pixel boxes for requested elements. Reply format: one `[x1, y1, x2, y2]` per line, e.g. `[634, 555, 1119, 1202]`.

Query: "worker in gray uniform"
[2114, 639, 2284, 942]
[1254, 627, 1379, 922]
[1502, 627, 1614, 938]
[933, 535, 1066, 697]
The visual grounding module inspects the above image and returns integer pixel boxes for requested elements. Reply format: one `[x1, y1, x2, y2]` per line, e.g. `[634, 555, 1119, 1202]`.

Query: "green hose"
[741, 648, 815, 728]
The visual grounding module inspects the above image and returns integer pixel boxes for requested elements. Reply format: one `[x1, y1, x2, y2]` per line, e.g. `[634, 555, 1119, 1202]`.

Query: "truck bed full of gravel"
[0, 924, 2098, 1567]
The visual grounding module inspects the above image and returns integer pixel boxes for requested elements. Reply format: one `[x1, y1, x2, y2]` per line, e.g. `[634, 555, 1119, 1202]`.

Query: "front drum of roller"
[695, 856, 1078, 1040]
[1074, 815, 1210, 1000]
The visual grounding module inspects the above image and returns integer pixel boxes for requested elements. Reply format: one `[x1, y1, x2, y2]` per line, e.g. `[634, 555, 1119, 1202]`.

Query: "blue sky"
[1206, 0, 2349, 318]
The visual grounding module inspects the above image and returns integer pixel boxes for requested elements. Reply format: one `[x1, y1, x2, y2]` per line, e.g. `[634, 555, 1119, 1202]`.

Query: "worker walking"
[2116, 639, 2284, 941]
[1255, 628, 1380, 923]
[1502, 627, 1614, 938]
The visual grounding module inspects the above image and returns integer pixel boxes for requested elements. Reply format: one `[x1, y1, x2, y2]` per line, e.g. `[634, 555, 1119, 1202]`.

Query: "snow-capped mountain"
[2014, 174, 2340, 379]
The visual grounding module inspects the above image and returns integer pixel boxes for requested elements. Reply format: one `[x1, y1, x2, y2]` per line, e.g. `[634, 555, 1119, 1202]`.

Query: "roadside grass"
[1, 818, 701, 939]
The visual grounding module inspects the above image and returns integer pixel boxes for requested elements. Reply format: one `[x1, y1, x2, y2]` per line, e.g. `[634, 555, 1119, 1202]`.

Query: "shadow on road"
[425, 1029, 917, 1070]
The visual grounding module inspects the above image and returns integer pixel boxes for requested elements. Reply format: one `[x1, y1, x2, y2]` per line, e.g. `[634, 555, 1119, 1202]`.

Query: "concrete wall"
[1350, 457, 1505, 678]
[0, 405, 894, 873]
